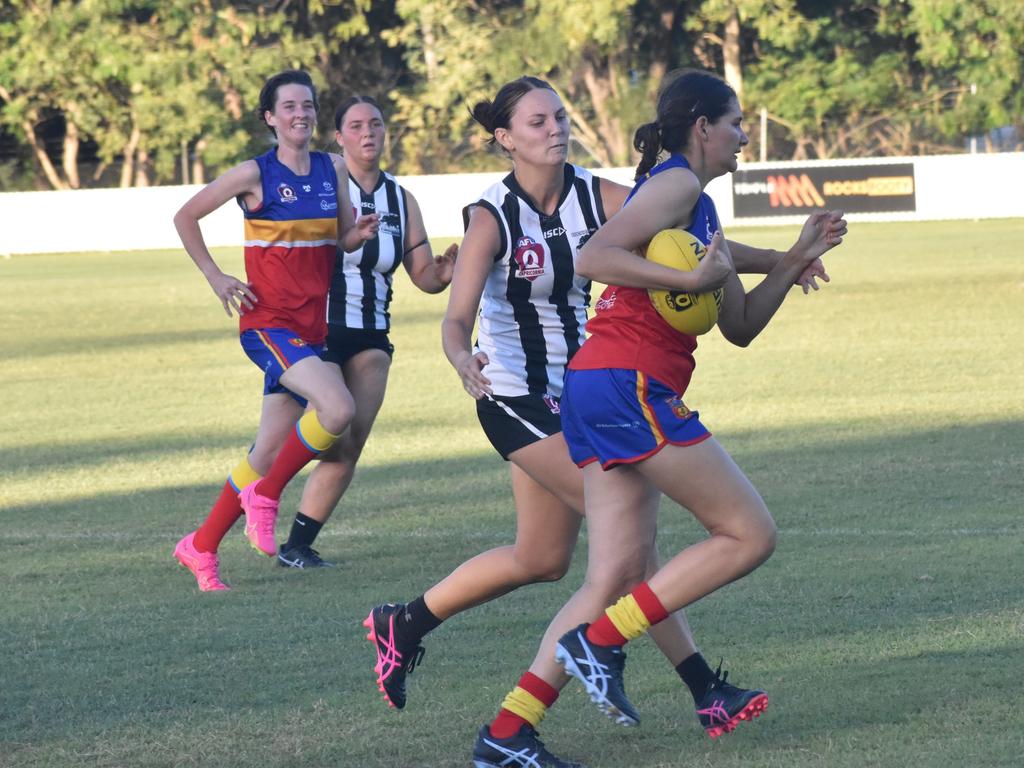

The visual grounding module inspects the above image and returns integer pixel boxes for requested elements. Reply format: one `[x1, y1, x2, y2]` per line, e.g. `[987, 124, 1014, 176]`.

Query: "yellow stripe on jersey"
[244, 217, 337, 247]
[635, 372, 665, 443]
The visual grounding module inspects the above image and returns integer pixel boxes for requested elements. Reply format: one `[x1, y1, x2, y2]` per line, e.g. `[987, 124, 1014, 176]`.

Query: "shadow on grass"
[6, 326, 239, 361]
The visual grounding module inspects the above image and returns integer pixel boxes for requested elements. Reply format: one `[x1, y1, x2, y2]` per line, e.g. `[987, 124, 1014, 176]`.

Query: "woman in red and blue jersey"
[171, 70, 378, 592]
[536, 69, 848, 748]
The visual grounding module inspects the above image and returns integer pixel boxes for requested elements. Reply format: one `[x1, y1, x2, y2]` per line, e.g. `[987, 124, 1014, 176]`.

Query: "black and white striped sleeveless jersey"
[464, 164, 607, 398]
[327, 171, 408, 331]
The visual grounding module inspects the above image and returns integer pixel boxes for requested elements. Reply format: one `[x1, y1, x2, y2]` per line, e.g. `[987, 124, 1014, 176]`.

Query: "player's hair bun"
[471, 100, 496, 133]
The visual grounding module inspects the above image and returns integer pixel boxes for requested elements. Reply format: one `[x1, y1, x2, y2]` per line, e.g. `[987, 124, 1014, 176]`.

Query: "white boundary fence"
[0, 153, 1020, 255]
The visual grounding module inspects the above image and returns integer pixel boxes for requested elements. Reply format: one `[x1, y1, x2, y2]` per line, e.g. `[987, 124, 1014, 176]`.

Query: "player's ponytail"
[635, 69, 737, 178]
[633, 121, 662, 180]
[471, 76, 557, 149]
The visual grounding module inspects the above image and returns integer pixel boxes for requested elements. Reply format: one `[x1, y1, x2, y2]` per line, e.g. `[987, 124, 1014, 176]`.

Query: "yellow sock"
[229, 456, 261, 490]
[500, 686, 549, 728]
[296, 411, 341, 453]
[606, 594, 653, 642]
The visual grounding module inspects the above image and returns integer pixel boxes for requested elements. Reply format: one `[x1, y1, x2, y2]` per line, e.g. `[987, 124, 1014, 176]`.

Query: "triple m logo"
[766, 174, 825, 208]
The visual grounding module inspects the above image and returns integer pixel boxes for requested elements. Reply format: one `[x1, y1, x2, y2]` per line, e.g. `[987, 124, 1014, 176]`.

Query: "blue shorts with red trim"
[561, 368, 711, 469]
[240, 328, 325, 406]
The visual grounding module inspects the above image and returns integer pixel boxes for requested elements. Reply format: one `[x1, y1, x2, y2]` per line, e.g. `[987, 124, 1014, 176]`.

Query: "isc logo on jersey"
[513, 236, 546, 281]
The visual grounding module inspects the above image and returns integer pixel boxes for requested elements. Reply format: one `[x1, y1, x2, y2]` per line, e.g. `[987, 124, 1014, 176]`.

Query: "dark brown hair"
[634, 69, 736, 179]
[471, 76, 556, 146]
[334, 95, 384, 131]
[257, 70, 318, 138]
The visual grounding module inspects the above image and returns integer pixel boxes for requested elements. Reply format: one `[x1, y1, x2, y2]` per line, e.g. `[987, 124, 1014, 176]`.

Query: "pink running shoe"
[174, 532, 229, 592]
[239, 481, 279, 556]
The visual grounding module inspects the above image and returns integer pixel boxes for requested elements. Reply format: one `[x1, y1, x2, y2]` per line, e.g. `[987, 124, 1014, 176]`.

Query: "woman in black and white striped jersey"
[278, 96, 457, 568]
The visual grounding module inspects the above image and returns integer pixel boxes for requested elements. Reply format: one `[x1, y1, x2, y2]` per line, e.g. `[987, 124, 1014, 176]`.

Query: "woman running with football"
[477, 68, 843, 765]
[172, 70, 378, 591]
[277, 96, 457, 569]
[362, 75, 826, 767]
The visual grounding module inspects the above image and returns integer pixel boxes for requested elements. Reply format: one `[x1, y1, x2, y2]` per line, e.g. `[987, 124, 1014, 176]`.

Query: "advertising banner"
[732, 162, 916, 216]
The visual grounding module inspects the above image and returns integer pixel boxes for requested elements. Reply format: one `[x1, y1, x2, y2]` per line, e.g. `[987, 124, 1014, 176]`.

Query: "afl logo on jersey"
[278, 183, 297, 203]
[513, 237, 546, 281]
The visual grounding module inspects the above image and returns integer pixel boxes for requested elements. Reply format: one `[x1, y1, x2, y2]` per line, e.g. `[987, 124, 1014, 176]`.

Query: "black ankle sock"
[284, 513, 323, 551]
[676, 652, 717, 702]
[398, 595, 443, 644]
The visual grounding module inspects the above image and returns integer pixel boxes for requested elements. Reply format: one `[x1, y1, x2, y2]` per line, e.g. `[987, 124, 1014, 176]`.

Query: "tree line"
[1, 0, 1020, 191]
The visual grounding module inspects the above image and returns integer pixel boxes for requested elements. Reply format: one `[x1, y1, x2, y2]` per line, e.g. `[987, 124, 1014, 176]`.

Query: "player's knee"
[314, 393, 355, 434]
[515, 549, 572, 584]
[740, 514, 777, 569]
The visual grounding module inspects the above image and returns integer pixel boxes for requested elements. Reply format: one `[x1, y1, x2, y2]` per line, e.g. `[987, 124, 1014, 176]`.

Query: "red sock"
[586, 582, 669, 647]
[254, 429, 319, 500]
[490, 672, 559, 739]
[193, 481, 243, 553]
[586, 613, 629, 647]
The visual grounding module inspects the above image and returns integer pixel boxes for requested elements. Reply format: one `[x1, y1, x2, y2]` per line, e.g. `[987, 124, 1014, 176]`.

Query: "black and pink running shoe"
[363, 603, 425, 709]
[695, 664, 768, 738]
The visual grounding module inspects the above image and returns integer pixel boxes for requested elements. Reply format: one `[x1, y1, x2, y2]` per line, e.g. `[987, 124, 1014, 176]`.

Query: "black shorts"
[324, 326, 394, 368]
[476, 392, 564, 460]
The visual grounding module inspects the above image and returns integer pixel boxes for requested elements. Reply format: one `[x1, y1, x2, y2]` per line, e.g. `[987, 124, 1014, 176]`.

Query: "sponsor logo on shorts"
[595, 292, 617, 311]
[665, 396, 691, 419]
[542, 394, 560, 414]
[596, 421, 642, 429]
[513, 236, 546, 281]
[278, 183, 297, 203]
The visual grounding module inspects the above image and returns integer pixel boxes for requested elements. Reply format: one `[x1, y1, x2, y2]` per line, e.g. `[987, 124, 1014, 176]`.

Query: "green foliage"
[0, 0, 1021, 187]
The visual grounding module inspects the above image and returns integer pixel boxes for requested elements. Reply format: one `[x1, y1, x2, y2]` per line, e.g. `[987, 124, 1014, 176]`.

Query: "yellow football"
[646, 229, 723, 336]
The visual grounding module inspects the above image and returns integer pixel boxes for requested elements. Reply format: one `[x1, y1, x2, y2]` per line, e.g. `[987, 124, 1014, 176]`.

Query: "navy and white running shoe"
[554, 623, 639, 726]
[472, 724, 586, 768]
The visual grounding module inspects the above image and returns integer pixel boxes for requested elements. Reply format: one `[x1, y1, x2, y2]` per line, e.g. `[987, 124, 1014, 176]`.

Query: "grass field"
[2, 219, 1023, 767]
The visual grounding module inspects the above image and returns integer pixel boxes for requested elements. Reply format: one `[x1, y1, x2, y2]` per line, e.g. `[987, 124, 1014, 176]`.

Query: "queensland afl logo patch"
[288, 338, 308, 347]
[513, 237, 546, 281]
[278, 183, 297, 203]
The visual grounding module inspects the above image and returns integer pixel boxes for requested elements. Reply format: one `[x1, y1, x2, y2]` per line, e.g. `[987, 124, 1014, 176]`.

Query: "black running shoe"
[472, 724, 587, 768]
[695, 663, 768, 739]
[362, 603, 425, 710]
[276, 545, 334, 569]
[554, 623, 639, 726]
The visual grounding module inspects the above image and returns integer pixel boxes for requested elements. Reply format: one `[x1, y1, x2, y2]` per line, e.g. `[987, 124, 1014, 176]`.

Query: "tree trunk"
[62, 118, 81, 189]
[134, 148, 150, 187]
[120, 123, 140, 188]
[23, 112, 68, 190]
[421, 11, 438, 81]
[722, 9, 743, 105]
[192, 137, 208, 185]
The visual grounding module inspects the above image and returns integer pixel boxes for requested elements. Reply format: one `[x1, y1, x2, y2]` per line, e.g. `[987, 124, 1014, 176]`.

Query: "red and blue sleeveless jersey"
[569, 154, 721, 395]
[238, 149, 339, 344]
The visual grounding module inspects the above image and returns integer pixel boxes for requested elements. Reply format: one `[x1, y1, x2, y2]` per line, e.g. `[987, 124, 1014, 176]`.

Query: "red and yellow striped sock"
[586, 582, 669, 646]
[255, 411, 340, 500]
[194, 457, 262, 553]
[489, 672, 559, 739]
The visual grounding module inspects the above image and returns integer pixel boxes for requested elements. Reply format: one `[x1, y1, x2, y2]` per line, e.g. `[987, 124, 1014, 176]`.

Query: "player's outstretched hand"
[434, 242, 458, 287]
[208, 271, 257, 317]
[691, 231, 734, 293]
[456, 350, 492, 400]
[797, 257, 831, 294]
[793, 210, 847, 264]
